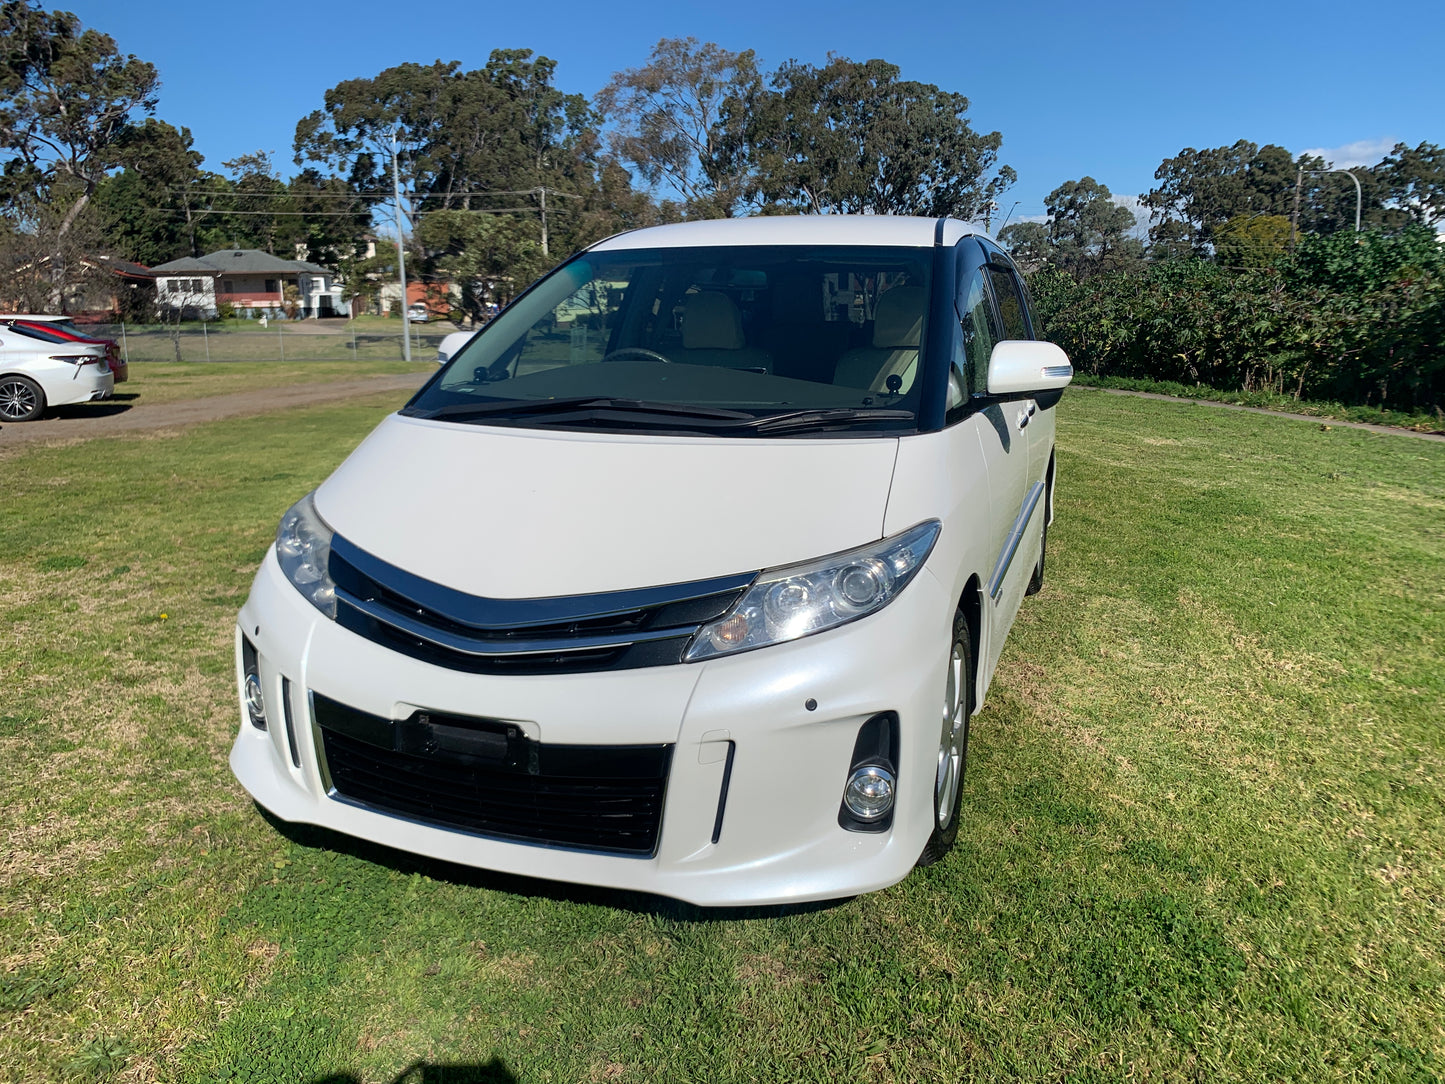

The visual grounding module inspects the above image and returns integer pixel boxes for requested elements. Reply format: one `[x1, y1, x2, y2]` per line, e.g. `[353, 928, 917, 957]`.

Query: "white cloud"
[1299, 137, 1398, 169]
[1111, 193, 1152, 238]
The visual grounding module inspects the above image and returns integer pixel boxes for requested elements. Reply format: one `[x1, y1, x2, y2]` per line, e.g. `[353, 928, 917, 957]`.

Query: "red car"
[0, 315, 127, 382]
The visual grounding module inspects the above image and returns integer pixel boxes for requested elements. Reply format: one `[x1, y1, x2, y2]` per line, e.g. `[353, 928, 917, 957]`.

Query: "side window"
[987, 264, 1030, 341]
[956, 269, 998, 400]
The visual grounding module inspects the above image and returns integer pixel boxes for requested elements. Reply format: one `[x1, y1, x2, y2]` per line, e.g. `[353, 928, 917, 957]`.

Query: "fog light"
[244, 672, 267, 729]
[844, 765, 895, 821]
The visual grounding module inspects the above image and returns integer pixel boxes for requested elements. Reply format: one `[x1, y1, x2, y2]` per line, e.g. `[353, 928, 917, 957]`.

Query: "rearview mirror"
[985, 340, 1074, 398]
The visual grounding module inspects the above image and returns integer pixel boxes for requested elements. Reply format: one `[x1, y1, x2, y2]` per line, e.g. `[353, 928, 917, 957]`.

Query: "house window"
[265, 279, 278, 293]
[223, 280, 233, 293]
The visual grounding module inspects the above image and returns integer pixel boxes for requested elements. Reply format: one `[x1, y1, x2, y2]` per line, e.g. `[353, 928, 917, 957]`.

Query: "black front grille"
[313, 693, 671, 856]
[328, 535, 753, 675]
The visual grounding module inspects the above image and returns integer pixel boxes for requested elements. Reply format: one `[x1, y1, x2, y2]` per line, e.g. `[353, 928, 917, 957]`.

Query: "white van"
[231, 216, 1072, 906]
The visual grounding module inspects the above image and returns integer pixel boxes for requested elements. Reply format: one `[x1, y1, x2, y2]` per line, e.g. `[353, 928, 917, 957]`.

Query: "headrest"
[682, 291, 745, 350]
[872, 286, 926, 349]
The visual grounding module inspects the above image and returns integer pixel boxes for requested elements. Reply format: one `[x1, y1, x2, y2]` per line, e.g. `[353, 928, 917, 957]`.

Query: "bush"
[1029, 225, 1444, 412]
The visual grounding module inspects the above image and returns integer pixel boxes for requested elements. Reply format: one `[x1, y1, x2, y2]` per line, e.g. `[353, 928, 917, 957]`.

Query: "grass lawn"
[0, 391, 1441, 1082]
[115, 360, 436, 406]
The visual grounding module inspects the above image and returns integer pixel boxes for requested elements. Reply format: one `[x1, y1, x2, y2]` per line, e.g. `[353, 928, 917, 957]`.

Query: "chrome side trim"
[308, 689, 334, 795]
[281, 676, 301, 768]
[987, 481, 1046, 601]
[336, 588, 693, 658]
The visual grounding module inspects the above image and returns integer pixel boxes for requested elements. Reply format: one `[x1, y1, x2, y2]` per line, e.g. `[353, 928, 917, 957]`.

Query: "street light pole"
[391, 129, 411, 362]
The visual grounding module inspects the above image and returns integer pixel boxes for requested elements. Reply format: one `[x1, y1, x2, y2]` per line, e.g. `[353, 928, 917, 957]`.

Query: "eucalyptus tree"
[738, 56, 1015, 220]
[0, 1, 158, 273]
[596, 37, 759, 218]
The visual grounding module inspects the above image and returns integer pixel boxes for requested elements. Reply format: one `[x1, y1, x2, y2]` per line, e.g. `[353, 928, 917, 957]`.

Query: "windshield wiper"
[411, 397, 756, 423]
[741, 408, 915, 434]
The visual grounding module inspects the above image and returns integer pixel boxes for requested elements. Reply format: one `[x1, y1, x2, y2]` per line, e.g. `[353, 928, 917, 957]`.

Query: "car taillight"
[52, 354, 102, 365]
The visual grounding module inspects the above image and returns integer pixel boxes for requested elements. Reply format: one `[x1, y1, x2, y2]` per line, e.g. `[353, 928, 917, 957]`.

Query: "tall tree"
[1040, 177, 1141, 278]
[995, 219, 1050, 271]
[417, 209, 542, 322]
[295, 52, 595, 227]
[739, 56, 1015, 220]
[1142, 141, 1302, 252]
[0, 1, 158, 271]
[596, 38, 758, 219]
[1378, 141, 1445, 227]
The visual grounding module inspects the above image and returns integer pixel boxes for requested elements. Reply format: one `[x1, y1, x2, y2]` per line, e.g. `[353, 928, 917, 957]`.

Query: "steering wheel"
[601, 347, 671, 364]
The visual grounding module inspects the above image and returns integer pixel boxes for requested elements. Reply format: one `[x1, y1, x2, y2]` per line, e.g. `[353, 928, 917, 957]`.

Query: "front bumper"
[231, 550, 956, 906]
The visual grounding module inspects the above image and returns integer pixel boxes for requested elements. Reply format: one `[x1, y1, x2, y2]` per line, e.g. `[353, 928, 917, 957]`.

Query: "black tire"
[917, 608, 974, 867]
[0, 375, 45, 423]
[1025, 521, 1046, 596]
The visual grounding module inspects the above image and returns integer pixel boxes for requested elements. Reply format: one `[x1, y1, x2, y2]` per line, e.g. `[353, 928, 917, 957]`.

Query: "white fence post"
[203, 321, 210, 362]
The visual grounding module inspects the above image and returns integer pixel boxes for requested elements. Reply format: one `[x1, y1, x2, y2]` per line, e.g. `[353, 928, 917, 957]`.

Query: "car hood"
[314, 413, 900, 599]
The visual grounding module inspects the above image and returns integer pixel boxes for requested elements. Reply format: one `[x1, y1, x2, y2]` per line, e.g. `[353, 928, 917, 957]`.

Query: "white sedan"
[0, 326, 113, 422]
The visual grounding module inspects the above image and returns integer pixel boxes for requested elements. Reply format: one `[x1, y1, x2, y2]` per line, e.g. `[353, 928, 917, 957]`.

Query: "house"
[0, 254, 156, 319]
[374, 280, 461, 319]
[152, 249, 345, 319]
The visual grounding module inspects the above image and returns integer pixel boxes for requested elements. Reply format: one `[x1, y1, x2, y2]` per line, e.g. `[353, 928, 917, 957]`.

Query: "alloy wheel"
[0, 379, 40, 421]
[935, 641, 966, 828]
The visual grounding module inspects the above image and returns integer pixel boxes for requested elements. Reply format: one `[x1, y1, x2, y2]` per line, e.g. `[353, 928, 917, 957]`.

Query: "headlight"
[685, 521, 940, 661]
[275, 492, 336, 618]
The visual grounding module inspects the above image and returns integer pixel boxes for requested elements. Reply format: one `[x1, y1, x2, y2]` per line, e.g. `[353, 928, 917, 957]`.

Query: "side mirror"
[986, 340, 1073, 398]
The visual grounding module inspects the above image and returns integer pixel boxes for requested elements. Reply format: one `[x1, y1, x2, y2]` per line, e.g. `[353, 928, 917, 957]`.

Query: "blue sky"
[71, 0, 1443, 226]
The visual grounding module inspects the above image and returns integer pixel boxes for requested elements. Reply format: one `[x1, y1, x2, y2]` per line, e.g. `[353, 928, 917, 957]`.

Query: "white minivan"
[231, 216, 1072, 906]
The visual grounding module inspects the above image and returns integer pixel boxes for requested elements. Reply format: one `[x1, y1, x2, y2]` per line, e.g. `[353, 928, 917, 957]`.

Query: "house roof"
[152, 249, 331, 276]
[89, 255, 156, 279]
[151, 256, 220, 275]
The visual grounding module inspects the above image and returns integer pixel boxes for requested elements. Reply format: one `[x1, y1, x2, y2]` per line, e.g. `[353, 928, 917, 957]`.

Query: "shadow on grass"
[47, 401, 134, 419]
[312, 1056, 517, 1083]
[257, 804, 850, 922]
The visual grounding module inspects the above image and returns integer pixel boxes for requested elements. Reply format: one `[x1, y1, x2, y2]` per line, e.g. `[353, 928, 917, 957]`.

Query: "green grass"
[1, 390, 1442, 1082]
[111, 359, 434, 405]
[1071, 373, 1445, 433]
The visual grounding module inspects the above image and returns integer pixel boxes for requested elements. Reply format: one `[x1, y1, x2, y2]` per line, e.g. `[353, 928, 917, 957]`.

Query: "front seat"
[671, 291, 772, 371]
[833, 286, 926, 393]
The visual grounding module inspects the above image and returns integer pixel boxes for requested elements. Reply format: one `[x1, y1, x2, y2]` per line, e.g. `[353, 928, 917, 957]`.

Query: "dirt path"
[0, 372, 427, 450]
[5, 373, 1439, 451]
[1077, 385, 1445, 444]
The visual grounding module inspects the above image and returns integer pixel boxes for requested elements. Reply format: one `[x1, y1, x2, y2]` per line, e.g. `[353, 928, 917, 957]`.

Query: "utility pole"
[391, 129, 411, 362]
[1291, 168, 1302, 252]
[531, 187, 580, 261]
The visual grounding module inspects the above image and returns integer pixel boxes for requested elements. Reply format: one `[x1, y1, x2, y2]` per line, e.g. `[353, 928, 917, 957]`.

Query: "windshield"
[406, 245, 933, 433]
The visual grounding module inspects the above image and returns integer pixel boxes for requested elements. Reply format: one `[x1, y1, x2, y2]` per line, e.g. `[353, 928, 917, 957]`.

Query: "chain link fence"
[89, 322, 452, 364]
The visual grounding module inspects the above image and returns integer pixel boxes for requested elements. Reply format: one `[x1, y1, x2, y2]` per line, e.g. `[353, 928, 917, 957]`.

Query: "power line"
[159, 187, 563, 200]
[137, 205, 556, 217]
[139, 207, 378, 217]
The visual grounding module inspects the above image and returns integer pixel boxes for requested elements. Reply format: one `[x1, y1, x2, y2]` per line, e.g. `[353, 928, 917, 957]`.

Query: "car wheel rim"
[0, 380, 37, 420]
[935, 641, 966, 828]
